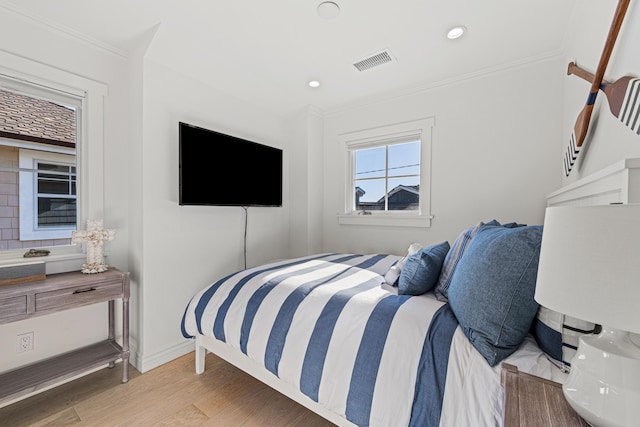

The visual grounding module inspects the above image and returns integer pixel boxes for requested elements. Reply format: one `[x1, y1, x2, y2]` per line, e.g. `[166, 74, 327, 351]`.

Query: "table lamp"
[535, 204, 640, 427]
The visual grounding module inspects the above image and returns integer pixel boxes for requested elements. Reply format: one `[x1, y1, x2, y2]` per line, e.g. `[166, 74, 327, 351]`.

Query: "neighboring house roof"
[357, 184, 420, 211]
[0, 89, 75, 147]
[376, 185, 419, 203]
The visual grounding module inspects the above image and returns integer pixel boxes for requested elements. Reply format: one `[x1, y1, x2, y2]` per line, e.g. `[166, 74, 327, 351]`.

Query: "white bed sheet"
[440, 328, 567, 426]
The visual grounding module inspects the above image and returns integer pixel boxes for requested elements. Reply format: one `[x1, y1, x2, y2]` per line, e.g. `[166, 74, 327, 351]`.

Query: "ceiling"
[1, 0, 578, 117]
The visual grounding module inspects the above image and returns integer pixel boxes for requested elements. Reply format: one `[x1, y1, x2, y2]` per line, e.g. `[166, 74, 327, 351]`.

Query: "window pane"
[355, 146, 386, 180]
[388, 177, 420, 211]
[38, 197, 76, 226]
[0, 87, 77, 248]
[355, 178, 385, 211]
[38, 177, 72, 194]
[388, 141, 420, 177]
[38, 164, 71, 173]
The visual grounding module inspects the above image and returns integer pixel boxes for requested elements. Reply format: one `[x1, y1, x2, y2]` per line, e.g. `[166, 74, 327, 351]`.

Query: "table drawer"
[0, 295, 27, 322]
[35, 282, 123, 312]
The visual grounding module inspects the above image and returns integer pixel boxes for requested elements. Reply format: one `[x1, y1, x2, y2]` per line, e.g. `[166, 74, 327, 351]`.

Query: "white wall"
[0, 8, 130, 371]
[125, 26, 157, 371]
[321, 58, 565, 255]
[288, 106, 325, 257]
[132, 57, 292, 371]
[561, 0, 640, 181]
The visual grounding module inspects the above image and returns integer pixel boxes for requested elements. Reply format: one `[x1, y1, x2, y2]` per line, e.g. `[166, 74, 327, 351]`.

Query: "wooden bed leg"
[195, 336, 206, 374]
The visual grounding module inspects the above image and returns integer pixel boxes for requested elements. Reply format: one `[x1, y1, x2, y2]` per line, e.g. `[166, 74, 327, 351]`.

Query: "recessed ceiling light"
[447, 26, 467, 40]
[308, 80, 321, 88]
[317, 1, 340, 19]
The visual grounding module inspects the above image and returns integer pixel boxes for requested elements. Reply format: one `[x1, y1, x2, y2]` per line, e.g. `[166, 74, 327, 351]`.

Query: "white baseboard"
[133, 340, 194, 373]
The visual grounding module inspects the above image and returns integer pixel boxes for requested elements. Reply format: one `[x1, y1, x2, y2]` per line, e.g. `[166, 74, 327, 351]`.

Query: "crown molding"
[0, 1, 127, 59]
[324, 50, 565, 117]
[306, 104, 325, 118]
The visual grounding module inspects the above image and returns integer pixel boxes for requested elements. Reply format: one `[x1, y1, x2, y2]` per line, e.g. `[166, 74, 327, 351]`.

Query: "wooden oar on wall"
[564, 0, 631, 177]
[568, 61, 640, 136]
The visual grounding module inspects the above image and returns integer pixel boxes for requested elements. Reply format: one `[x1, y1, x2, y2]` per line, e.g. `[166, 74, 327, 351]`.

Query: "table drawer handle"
[73, 287, 97, 294]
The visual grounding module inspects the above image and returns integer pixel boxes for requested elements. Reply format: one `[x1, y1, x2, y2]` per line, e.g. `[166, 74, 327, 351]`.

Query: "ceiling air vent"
[353, 49, 396, 72]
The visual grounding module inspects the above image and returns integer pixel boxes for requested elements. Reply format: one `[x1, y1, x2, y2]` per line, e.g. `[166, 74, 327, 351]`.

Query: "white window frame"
[0, 51, 107, 270]
[19, 149, 77, 240]
[338, 117, 434, 228]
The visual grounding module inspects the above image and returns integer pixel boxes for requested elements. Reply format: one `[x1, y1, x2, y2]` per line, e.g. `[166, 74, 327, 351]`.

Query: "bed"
[181, 158, 640, 427]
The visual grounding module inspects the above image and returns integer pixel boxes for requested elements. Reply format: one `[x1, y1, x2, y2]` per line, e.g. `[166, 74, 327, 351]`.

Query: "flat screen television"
[179, 122, 283, 207]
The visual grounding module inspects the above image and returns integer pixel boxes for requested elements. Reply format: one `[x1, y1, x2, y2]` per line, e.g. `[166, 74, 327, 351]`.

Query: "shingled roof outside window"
[0, 88, 77, 251]
[0, 89, 76, 147]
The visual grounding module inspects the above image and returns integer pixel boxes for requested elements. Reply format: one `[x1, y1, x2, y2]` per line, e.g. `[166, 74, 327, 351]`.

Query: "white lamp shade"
[535, 204, 640, 334]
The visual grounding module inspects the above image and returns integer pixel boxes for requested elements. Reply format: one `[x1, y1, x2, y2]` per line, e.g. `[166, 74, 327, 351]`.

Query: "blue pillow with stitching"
[447, 224, 543, 366]
[398, 241, 450, 296]
[434, 219, 502, 302]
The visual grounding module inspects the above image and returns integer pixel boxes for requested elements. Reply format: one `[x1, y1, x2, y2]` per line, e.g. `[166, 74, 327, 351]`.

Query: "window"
[17, 149, 78, 241]
[37, 163, 77, 227]
[338, 117, 434, 227]
[354, 140, 420, 212]
[1, 87, 79, 247]
[0, 50, 106, 265]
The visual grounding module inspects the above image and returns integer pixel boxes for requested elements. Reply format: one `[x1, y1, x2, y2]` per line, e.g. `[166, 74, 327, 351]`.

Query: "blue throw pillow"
[434, 219, 500, 301]
[530, 307, 597, 372]
[398, 241, 450, 296]
[447, 224, 543, 366]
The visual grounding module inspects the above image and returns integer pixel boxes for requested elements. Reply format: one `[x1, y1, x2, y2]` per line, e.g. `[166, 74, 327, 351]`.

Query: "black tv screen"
[179, 122, 283, 207]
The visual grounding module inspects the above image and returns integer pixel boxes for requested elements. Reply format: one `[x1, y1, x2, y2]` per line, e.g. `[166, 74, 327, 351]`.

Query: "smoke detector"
[352, 49, 396, 72]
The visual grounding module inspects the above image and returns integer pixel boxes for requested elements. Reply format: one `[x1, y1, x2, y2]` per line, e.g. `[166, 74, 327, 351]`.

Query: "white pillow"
[384, 242, 423, 285]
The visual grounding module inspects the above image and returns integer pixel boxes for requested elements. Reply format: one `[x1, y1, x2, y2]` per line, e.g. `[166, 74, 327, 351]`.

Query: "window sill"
[337, 213, 432, 228]
[0, 246, 85, 274]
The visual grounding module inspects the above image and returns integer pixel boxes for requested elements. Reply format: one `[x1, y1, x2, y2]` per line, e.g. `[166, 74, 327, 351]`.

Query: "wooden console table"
[0, 268, 129, 407]
[502, 363, 589, 427]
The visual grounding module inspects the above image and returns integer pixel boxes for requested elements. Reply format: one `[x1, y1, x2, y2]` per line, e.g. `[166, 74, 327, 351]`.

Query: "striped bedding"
[181, 253, 459, 426]
[181, 253, 561, 426]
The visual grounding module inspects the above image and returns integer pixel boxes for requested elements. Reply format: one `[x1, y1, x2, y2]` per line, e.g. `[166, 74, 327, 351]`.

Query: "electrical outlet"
[17, 332, 34, 353]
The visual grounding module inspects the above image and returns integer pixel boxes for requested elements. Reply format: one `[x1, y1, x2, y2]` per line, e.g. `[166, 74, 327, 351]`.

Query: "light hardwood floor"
[0, 352, 335, 427]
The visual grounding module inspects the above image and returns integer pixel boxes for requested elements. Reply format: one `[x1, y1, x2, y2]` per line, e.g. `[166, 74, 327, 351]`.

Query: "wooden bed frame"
[194, 157, 640, 427]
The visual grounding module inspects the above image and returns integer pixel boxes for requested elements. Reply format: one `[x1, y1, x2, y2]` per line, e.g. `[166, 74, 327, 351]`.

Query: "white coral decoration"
[71, 219, 116, 274]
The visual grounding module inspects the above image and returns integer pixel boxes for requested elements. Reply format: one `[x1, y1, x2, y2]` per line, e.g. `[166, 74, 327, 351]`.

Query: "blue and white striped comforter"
[181, 253, 457, 427]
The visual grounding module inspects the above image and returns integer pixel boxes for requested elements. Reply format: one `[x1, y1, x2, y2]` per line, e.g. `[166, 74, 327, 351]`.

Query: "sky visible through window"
[355, 140, 420, 203]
